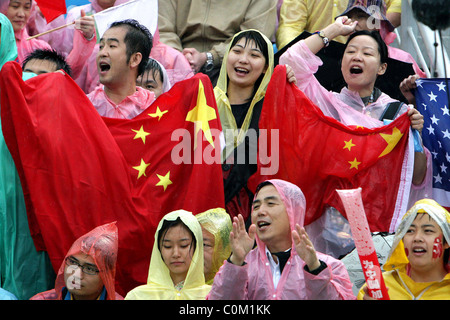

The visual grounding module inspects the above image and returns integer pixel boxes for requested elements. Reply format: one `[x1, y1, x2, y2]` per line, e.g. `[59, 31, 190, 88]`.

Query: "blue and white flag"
[416, 78, 450, 207]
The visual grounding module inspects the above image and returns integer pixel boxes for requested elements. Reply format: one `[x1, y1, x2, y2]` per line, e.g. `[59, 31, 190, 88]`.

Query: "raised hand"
[400, 74, 420, 105]
[75, 9, 96, 40]
[229, 214, 256, 266]
[292, 224, 320, 271]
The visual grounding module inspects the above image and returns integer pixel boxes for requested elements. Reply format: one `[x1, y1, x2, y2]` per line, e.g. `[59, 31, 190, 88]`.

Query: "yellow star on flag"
[133, 158, 150, 179]
[348, 157, 361, 170]
[148, 106, 168, 121]
[343, 139, 356, 151]
[156, 171, 173, 191]
[185, 80, 217, 149]
[378, 127, 403, 158]
[131, 125, 150, 144]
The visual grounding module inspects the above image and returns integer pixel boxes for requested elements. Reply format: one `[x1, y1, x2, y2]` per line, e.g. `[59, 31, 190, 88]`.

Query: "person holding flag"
[358, 199, 450, 300]
[1, 0, 97, 80]
[278, 15, 431, 256]
[87, 19, 155, 119]
[217, 29, 296, 222]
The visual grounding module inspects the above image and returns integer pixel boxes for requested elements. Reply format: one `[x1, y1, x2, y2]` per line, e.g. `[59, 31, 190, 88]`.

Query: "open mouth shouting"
[98, 61, 111, 75]
[349, 65, 363, 74]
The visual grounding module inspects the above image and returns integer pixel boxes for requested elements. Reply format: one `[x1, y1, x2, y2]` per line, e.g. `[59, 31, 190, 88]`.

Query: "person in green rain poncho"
[0, 13, 55, 300]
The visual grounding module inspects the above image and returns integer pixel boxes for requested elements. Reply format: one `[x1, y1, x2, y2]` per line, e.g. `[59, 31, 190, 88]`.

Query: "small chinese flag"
[35, 0, 67, 23]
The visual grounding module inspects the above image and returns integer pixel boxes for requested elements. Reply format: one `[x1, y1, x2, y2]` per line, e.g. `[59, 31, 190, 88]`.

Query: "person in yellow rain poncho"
[196, 208, 232, 284]
[215, 29, 273, 223]
[125, 210, 211, 300]
[358, 199, 450, 300]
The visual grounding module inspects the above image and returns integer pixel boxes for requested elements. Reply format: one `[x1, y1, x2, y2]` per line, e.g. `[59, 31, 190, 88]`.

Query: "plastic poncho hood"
[53, 222, 119, 300]
[127, 210, 211, 299]
[196, 208, 232, 284]
[253, 179, 307, 255]
[215, 29, 274, 161]
[384, 199, 450, 271]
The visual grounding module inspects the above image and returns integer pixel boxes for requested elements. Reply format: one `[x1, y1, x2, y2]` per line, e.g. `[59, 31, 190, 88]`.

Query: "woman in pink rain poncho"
[207, 179, 355, 300]
[279, 16, 432, 257]
[30, 222, 123, 300]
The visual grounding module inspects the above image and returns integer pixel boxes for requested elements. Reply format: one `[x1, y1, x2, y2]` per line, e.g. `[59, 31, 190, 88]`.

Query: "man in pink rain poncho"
[87, 19, 155, 119]
[30, 222, 123, 300]
[40, 0, 131, 93]
[207, 179, 355, 300]
[38, 0, 193, 93]
[1, 0, 97, 80]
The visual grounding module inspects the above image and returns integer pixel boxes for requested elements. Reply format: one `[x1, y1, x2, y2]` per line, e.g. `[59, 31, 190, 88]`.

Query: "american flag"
[416, 78, 450, 208]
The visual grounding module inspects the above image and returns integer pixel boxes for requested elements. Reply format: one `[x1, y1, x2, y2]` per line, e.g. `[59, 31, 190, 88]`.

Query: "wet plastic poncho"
[279, 39, 433, 237]
[87, 85, 155, 119]
[357, 199, 450, 300]
[125, 210, 211, 300]
[215, 29, 274, 161]
[150, 29, 194, 86]
[0, 13, 17, 68]
[0, 1, 96, 79]
[30, 222, 122, 300]
[208, 179, 355, 300]
[196, 208, 232, 284]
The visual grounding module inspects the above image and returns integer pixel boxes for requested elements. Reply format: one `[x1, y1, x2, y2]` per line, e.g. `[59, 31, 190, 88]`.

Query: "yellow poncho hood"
[196, 208, 232, 284]
[125, 210, 211, 300]
[215, 29, 274, 161]
[384, 199, 450, 271]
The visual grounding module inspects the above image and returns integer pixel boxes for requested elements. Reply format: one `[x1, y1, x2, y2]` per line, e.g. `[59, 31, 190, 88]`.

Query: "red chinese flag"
[248, 65, 411, 232]
[35, 0, 67, 23]
[0, 61, 224, 295]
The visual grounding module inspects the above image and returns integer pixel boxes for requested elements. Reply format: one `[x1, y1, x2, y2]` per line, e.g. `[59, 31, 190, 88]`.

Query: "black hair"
[139, 58, 164, 85]
[344, 30, 389, 64]
[230, 30, 269, 64]
[22, 48, 72, 76]
[157, 217, 197, 255]
[255, 180, 273, 194]
[228, 30, 270, 100]
[109, 19, 153, 76]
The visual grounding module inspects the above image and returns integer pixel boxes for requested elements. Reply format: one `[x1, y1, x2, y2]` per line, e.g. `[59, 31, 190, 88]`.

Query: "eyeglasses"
[65, 256, 100, 275]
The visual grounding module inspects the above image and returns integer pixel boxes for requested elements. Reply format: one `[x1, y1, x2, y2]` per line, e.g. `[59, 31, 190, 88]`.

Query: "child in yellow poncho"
[358, 199, 450, 300]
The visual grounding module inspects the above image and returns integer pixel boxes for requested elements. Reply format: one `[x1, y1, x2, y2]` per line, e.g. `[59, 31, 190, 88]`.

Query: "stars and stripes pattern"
[416, 78, 450, 208]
